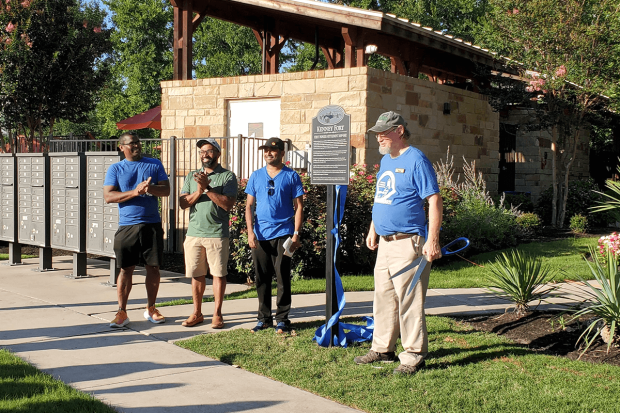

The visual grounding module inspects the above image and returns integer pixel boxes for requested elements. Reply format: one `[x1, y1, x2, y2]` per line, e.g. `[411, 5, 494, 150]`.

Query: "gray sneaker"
[354, 350, 396, 364]
[393, 360, 425, 375]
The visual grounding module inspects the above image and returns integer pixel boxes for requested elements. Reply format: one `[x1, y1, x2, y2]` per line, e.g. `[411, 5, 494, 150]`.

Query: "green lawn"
[0, 349, 117, 413]
[0, 254, 37, 260]
[159, 237, 598, 307]
[177, 315, 620, 413]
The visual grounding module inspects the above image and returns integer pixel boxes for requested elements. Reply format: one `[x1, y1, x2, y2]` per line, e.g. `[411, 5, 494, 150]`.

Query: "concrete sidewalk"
[0, 256, 586, 412]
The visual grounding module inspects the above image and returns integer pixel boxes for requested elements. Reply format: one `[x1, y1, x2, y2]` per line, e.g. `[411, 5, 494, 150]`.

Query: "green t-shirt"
[181, 165, 238, 238]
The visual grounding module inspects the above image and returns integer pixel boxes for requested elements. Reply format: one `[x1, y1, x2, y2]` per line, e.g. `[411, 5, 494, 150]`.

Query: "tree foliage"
[475, 0, 620, 227]
[0, 0, 111, 151]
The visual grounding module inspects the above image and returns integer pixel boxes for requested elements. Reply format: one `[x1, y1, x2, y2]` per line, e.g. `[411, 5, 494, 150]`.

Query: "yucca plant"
[591, 165, 620, 214]
[485, 250, 557, 316]
[573, 247, 620, 357]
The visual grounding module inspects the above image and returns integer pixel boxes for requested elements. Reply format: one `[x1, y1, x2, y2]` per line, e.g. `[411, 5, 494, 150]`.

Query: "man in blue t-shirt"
[354, 112, 443, 375]
[103, 132, 170, 328]
[245, 137, 304, 334]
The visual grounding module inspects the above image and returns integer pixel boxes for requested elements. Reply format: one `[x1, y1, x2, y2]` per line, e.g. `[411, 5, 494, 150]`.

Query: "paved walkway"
[0, 256, 587, 412]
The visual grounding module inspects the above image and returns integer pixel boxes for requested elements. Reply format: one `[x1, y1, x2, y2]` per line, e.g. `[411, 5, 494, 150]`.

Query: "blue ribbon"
[313, 185, 374, 347]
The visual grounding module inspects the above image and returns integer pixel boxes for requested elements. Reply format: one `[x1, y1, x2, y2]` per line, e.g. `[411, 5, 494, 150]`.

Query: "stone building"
[162, 0, 590, 201]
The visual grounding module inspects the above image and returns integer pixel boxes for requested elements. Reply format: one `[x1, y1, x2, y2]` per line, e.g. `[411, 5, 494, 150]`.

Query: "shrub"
[573, 247, 620, 356]
[484, 249, 557, 316]
[442, 194, 518, 254]
[569, 214, 589, 234]
[515, 212, 542, 238]
[535, 178, 614, 227]
[494, 192, 535, 213]
[435, 150, 520, 255]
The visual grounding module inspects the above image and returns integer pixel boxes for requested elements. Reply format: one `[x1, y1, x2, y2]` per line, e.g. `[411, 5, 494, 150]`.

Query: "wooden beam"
[169, 0, 178, 7]
[252, 28, 263, 48]
[192, 3, 210, 33]
[181, 0, 192, 80]
[342, 27, 355, 69]
[321, 46, 335, 69]
[173, 5, 182, 80]
[355, 35, 365, 67]
[390, 56, 407, 75]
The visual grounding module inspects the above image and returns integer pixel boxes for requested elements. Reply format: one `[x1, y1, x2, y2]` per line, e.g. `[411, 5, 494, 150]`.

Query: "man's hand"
[366, 225, 378, 251]
[290, 234, 301, 252]
[422, 238, 442, 262]
[248, 231, 257, 249]
[134, 177, 152, 196]
[193, 171, 210, 193]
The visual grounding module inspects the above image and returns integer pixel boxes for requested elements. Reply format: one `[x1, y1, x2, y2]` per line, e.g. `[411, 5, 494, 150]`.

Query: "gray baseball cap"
[367, 111, 408, 133]
[196, 138, 221, 152]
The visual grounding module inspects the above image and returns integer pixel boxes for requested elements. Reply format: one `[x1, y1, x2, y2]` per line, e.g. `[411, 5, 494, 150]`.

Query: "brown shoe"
[211, 315, 224, 329]
[182, 313, 204, 327]
[393, 360, 426, 375]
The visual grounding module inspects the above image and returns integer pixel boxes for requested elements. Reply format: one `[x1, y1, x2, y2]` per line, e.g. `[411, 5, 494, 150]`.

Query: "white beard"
[379, 146, 391, 155]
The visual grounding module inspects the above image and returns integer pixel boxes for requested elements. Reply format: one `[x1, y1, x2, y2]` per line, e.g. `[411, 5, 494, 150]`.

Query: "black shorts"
[114, 223, 164, 269]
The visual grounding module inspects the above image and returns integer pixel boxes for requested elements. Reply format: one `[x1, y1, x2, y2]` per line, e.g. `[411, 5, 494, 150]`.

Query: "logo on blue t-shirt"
[375, 171, 397, 205]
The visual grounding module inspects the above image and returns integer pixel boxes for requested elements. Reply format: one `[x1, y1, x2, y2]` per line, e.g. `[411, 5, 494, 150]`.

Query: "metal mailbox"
[86, 152, 120, 258]
[49, 153, 86, 253]
[16, 154, 49, 248]
[0, 154, 17, 243]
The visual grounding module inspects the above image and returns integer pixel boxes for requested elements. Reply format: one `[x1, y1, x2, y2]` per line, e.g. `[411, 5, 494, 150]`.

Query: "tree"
[475, 0, 620, 227]
[0, 0, 112, 152]
[99, 0, 172, 140]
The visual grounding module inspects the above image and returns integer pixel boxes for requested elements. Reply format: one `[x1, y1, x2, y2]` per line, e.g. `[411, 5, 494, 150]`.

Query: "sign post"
[311, 105, 350, 346]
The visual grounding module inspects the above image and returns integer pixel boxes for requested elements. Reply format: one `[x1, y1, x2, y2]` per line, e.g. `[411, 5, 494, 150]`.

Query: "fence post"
[236, 134, 243, 179]
[168, 135, 177, 253]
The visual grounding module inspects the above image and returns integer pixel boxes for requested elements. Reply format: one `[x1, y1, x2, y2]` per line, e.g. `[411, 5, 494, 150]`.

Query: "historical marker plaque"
[311, 105, 351, 185]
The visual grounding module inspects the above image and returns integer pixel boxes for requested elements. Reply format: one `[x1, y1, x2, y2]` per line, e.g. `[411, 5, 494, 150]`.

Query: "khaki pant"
[371, 235, 431, 366]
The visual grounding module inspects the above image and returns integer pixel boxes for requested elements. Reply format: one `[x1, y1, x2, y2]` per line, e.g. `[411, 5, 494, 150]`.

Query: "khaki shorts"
[183, 236, 229, 278]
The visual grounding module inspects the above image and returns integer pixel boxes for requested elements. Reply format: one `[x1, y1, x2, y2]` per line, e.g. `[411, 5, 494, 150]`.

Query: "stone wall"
[503, 109, 590, 201]
[160, 67, 501, 192]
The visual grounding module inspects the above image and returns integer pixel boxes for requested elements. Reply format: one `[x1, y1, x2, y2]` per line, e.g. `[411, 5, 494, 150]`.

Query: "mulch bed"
[456, 311, 620, 367]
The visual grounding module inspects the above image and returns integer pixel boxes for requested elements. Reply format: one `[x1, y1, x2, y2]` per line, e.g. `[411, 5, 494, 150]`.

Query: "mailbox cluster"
[0, 154, 17, 244]
[86, 153, 120, 257]
[0, 152, 121, 280]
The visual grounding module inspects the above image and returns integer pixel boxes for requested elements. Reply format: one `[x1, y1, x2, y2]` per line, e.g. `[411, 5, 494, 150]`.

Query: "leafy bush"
[515, 212, 542, 237]
[494, 192, 534, 213]
[573, 247, 620, 356]
[442, 194, 518, 254]
[435, 150, 520, 255]
[569, 214, 588, 234]
[485, 249, 557, 315]
[535, 178, 614, 227]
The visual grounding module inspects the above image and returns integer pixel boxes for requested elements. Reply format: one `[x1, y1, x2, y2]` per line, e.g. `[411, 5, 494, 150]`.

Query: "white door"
[227, 98, 281, 177]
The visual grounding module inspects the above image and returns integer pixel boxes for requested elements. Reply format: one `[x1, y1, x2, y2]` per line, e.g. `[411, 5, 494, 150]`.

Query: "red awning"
[116, 106, 161, 130]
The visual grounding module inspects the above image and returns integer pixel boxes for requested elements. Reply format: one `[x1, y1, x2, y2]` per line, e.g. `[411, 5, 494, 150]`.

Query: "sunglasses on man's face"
[267, 179, 275, 196]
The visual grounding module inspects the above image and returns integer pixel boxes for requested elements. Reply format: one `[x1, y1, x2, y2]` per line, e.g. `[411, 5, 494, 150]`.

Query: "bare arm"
[366, 220, 378, 250]
[145, 180, 170, 197]
[245, 194, 257, 249]
[103, 177, 151, 204]
[423, 193, 443, 262]
[290, 196, 303, 251]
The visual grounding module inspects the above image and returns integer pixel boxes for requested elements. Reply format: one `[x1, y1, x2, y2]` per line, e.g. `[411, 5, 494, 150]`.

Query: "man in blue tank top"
[104, 132, 170, 328]
[354, 112, 443, 375]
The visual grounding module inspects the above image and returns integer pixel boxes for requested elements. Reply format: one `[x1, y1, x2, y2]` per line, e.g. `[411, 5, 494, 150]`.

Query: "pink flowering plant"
[597, 233, 620, 265]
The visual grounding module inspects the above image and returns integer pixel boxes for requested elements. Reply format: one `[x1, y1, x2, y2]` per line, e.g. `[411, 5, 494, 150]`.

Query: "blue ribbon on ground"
[313, 185, 374, 347]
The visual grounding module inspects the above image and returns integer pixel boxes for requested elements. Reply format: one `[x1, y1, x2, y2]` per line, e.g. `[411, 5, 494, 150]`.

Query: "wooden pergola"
[170, 0, 507, 83]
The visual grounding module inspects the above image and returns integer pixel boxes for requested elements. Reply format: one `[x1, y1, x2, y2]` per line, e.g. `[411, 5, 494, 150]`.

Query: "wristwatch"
[203, 185, 212, 193]
[293, 231, 299, 235]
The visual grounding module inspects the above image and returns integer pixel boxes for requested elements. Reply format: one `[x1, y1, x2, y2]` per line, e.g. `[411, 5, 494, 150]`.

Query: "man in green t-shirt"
[180, 138, 237, 328]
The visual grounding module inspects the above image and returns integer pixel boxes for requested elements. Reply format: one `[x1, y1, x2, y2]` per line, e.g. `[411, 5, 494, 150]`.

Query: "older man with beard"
[245, 137, 304, 334]
[355, 111, 443, 375]
[179, 138, 238, 328]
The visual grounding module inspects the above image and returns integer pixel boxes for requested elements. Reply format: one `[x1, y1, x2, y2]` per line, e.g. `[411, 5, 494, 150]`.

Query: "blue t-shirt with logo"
[104, 157, 169, 226]
[245, 166, 305, 241]
[372, 146, 439, 238]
